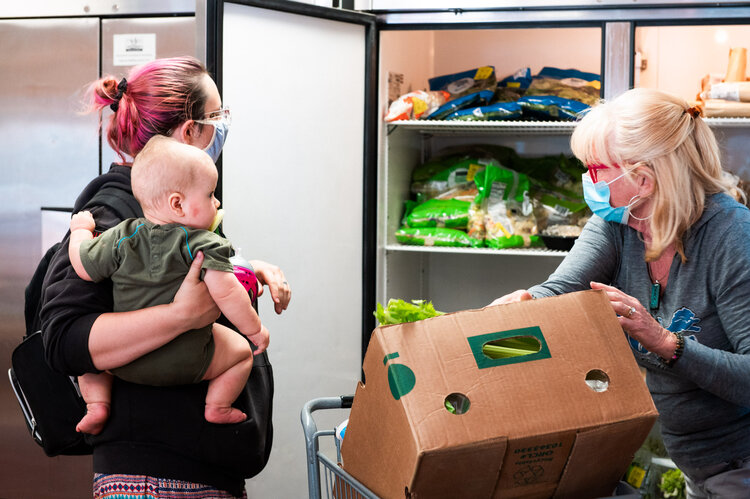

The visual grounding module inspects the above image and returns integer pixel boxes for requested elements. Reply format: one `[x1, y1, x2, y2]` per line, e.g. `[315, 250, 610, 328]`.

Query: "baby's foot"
[76, 402, 110, 435]
[205, 404, 247, 424]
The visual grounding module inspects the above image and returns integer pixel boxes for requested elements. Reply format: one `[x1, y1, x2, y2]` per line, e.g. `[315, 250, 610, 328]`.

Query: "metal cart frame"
[301, 396, 379, 499]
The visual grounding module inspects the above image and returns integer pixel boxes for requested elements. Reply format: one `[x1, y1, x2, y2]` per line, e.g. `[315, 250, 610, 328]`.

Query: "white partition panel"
[222, 4, 365, 497]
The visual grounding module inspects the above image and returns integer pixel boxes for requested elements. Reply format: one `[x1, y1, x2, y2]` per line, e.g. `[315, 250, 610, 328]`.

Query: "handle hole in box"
[482, 336, 541, 360]
[444, 393, 470, 415]
[585, 369, 610, 392]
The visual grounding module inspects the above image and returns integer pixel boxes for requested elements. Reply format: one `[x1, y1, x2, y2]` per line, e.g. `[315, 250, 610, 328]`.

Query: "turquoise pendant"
[650, 281, 661, 310]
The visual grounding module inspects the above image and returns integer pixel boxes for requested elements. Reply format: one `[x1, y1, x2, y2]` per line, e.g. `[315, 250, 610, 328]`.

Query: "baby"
[69, 135, 269, 434]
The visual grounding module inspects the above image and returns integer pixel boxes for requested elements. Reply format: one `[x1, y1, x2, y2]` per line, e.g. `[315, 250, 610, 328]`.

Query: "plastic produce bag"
[518, 95, 590, 121]
[395, 227, 484, 248]
[403, 198, 471, 229]
[524, 66, 601, 106]
[425, 90, 495, 120]
[384, 90, 449, 122]
[494, 67, 532, 102]
[411, 155, 495, 202]
[513, 154, 586, 198]
[428, 66, 497, 100]
[472, 164, 542, 249]
[446, 101, 522, 121]
[532, 192, 589, 237]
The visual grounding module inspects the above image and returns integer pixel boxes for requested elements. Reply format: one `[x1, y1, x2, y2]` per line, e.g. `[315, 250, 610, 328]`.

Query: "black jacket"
[40, 165, 272, 497]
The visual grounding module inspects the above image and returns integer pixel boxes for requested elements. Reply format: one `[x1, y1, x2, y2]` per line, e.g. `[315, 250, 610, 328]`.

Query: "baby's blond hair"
[131, 135, 216, 213]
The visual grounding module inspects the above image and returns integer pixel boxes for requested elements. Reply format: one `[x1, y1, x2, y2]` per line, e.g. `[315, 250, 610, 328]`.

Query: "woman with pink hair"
[41, 56, 290, 499]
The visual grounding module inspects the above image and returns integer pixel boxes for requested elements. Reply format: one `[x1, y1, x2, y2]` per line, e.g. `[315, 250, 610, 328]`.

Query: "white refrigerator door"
[220, 3, 369, 496]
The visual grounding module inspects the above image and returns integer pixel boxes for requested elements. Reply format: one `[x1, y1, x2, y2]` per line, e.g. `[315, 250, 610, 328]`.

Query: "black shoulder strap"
[82, 185, 143, 220]
[24, 242, 62, 338]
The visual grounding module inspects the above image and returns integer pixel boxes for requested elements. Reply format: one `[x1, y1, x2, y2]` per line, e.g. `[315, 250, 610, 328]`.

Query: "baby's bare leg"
[76, 372, 113, 435]
[202, 323, 254, 424]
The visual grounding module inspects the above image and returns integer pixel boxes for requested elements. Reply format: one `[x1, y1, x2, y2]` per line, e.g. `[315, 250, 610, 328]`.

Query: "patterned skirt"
[93, 474, 247, 499]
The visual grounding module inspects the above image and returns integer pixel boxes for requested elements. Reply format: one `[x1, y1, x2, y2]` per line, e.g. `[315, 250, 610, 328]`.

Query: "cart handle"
[301, 396, 354, 499]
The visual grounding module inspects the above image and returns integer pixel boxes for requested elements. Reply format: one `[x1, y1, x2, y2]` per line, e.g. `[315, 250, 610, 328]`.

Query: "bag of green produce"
[411, 156, 496, 202]
[472, 164, 542, 249]
[404, 198, 471, 229]
[532, 190, 589, 238]
[513, 153, 586, 198]
[395, 227, 484, 248]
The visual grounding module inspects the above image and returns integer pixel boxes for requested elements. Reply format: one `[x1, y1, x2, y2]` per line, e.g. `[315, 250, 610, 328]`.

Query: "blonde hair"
[571, 87, 737, 262]
[131, 135, 216, 213]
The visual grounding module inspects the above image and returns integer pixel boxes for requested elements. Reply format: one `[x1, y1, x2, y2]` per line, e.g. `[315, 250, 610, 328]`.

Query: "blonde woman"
[492, 88, 750, 498]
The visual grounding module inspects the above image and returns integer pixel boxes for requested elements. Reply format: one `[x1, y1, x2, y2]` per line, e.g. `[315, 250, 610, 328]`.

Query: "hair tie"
[686, 105, 701, 119]
[109, 78, 128, 112]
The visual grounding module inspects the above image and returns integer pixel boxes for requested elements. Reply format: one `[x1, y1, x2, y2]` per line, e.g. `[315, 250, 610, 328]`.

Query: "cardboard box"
[341, 290, 658, 499]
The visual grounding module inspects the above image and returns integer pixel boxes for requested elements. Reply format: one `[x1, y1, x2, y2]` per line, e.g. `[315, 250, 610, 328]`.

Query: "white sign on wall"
[113, 33, 156, 66]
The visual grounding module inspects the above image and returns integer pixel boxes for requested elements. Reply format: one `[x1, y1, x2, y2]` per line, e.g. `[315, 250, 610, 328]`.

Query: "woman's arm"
[88, 251, 221, 370]
[249, 259, 291, 314]
[489, 219, 621, 306]
[42, 205, 220, 374]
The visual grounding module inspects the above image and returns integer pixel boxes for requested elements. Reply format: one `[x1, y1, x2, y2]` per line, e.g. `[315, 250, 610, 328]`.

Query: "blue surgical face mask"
[201, 120, 229, 162]
[582, 171, 636, 224]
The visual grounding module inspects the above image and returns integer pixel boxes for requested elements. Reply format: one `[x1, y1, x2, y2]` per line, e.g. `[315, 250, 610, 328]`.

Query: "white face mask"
[195, 107, 231, 162]
[201, 120, 229, 162]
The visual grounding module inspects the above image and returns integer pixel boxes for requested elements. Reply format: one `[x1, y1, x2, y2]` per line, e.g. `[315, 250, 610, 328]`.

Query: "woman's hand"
[249, 260, 291, 314]
[489, 289, 534, 307]
[173, 251, 221, 329]
[589, 281, 677, 359]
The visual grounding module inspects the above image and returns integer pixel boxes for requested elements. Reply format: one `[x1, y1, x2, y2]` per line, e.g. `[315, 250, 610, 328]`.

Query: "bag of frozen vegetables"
[445, 101, 522, 122]
[403, 198, 471, 229]
[428, 66, 497, 100]
[425, 89, 495, 120]
[524, 67, 601, 106]
[494, 67, 532, 102]
[411, 155, 495, 203]
[395, 227, 483, 248]
[472, 164, 542, 249]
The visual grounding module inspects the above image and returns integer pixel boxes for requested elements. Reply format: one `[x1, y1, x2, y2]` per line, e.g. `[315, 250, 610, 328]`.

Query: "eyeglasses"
[195, 106, 231, 126]
[586, 163, 610, 183]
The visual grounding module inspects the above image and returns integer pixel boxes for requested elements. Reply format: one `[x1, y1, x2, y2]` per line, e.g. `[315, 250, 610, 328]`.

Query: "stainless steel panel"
[378, 6, 750, 25]
[100, 16, 196, 167]
[0, 17, 99, 498]
[604, 22, 632, 100]
[371, 0, 750, 10]
[0, 0, 193, 18]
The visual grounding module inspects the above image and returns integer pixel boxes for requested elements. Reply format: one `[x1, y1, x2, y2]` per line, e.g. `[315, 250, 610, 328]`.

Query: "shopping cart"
[301, 396, 640, 499]
[301, 396, 379, 499]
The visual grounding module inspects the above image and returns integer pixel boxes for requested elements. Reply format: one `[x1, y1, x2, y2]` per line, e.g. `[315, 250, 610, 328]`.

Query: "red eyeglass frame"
[586, 163, 617, 183]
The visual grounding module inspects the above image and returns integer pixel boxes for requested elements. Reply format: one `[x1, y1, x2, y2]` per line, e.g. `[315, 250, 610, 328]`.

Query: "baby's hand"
[248, 324, 270, 355]
[71, 211, 96, 232]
